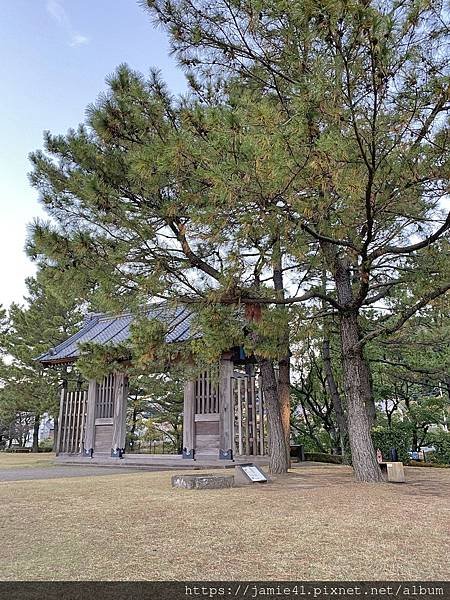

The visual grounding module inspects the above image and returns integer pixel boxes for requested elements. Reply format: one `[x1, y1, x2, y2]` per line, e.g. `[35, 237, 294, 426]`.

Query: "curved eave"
[39, 357, 78, 367]
[36, 305, 196, 366]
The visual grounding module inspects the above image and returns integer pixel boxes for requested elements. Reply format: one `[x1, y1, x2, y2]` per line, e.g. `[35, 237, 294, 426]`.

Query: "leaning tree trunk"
[321, 271, 348, 460]
[322, 337, 349, 462]
[259, 357, 290, 474]
[323, 246, 383, 483]
[272, 235, 292, 464]
[340, 313, 383, 482]
[32, 414, 40, 453]
[278, 356, 291, 462]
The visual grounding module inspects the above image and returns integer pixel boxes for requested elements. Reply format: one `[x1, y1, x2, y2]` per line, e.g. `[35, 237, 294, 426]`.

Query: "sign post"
[234, 463, 268, 485]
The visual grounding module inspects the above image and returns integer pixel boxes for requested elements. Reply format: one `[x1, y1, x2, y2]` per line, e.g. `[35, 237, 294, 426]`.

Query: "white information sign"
[241, 465, 267, 482]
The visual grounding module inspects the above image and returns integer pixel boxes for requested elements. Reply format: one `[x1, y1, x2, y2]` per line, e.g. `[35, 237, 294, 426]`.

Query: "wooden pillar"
[83, 379, 97, 457]
[55, 383, 66, 456]
[182, 379, 196, 459]
[111, 372, 128, 458]
[219, 356, 234, 460]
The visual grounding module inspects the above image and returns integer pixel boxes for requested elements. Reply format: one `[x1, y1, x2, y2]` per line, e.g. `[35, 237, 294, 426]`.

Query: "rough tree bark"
[325, 248, 383, 482]
[248, 268, 290, 474]
[340, 313, 383, 481]
[322, 337, 348, 459]
[272, 235, 291, 464]
[259, 357, 290, 474]
[277, 357, 291, 461]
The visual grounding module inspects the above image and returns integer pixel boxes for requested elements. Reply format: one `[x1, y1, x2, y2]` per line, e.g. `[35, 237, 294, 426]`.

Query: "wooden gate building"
[38, 305, 268, 462]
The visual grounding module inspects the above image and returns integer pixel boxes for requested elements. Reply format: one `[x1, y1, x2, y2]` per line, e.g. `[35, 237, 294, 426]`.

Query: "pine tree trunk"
[323, 247, 383, 482]
[32, 414, 40, 453]
[322, 337, 348, 459]
[272, 236, 291, 463]
[278, 356, 291, 461]
[259, 358, 290, 474]
[340, 313, 383, 482]
[320, 271, 349, 461]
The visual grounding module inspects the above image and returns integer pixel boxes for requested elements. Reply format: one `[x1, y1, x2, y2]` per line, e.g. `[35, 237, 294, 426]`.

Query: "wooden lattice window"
[195, 369, 219, 414]
[95, 373, 115, 418]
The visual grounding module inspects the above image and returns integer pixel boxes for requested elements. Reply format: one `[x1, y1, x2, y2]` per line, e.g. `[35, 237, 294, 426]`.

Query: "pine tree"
[28, 1, 450, 479]
[27, 67, 293, 472]
[143, 0, 450, 481]
[0, 274, 82, 451]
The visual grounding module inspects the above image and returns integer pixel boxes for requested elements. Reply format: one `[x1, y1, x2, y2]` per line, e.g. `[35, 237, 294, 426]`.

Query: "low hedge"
[407, 460, 450, 468]
[304, 452, 343, 464]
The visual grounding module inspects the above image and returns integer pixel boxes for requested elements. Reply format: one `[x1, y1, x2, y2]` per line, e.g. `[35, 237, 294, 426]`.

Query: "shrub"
[304, 452, 343, 464]
[372, 423, 410, 462]
[291, 432, 334, 453]
[38, 438, 54, 452]
[407, 460, 449, 468]
[426, 430, 450, 465]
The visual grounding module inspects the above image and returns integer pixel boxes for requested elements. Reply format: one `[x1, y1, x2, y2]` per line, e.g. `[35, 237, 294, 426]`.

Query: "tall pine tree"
[0, 273, 82, 451]
[144, 0, 450, 481]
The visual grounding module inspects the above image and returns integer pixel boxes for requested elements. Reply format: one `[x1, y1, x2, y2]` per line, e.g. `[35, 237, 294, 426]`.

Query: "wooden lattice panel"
[194, 369, 219, 414]
[95, 373, 115, 418]
[58, 388, 87, 454]
[232, 373, 266, 456]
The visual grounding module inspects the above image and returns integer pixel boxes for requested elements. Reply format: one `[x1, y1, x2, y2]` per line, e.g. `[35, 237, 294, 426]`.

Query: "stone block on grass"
[171, 474, 234, 490]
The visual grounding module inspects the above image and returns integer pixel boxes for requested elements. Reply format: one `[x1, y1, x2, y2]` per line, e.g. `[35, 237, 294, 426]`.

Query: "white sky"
[0, 0, 185, 309]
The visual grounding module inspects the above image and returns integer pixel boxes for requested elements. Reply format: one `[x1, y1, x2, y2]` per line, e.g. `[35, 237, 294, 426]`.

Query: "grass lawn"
[0, 456, 449, 581]
[0, 452, 55, 469]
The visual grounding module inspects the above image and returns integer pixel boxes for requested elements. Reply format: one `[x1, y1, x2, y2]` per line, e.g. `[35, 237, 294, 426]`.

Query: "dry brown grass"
[0, 462, 449, 581]
[0, 452, 55, 469]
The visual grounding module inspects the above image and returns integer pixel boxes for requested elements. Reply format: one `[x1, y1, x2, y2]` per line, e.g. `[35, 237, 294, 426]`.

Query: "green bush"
[304, 452, 343, 464]
[372, 423, 411, 462]
[426, 430, 450, 465]
[292, 432, 331, 453]
[38, 438, 54, 452]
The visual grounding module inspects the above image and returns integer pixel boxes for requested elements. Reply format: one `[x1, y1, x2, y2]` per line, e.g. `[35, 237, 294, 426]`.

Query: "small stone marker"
[234, 463, 268, 486]
[379, 461, 406, 483]
[386, 462, 405, 483]
[171, 474, 234, 490]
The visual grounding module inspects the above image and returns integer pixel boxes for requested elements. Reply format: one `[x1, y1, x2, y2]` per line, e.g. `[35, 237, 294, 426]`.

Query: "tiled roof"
[37, 304, 195, 365]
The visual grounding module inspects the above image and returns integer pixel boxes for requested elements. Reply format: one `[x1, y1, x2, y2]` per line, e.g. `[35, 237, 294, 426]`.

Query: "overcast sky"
[0, 0, 186, 308]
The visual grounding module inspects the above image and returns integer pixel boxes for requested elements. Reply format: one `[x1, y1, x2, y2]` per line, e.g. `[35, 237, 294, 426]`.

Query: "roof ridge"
[37, 303, 194, 365]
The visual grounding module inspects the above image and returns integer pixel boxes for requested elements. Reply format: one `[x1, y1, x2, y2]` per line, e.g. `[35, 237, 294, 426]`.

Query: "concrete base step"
[55, 452, 269, 471]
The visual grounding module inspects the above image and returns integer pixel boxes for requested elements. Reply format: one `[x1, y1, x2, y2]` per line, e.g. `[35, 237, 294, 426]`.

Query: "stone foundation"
[171, 474, 234, 490]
